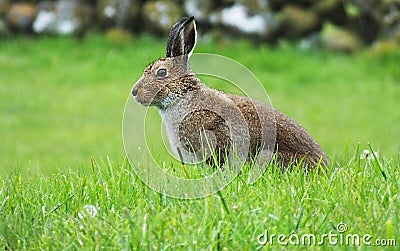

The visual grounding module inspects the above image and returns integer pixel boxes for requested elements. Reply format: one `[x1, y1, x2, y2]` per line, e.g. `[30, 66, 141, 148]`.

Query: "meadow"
[0, 34, 399, 249]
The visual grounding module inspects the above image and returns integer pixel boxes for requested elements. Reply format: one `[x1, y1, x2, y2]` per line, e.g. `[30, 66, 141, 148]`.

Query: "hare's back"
[226, 94, 276, 156]
[227, 93, 328, 167]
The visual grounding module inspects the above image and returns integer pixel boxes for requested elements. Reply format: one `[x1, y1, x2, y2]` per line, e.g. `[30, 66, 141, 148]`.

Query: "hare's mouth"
[134, 95, 157, 107]
[134, 98, 151, 106]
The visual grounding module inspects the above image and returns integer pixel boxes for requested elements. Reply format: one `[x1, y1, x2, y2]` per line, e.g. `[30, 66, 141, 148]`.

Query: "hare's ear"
[166, 16, 197, 58]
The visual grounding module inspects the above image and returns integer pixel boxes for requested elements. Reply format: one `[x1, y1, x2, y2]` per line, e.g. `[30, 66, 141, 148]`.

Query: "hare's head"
[132, 17, 199, 109]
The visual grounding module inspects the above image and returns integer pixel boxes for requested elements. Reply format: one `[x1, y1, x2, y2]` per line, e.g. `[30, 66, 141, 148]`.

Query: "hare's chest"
[159, 108, 187, 157]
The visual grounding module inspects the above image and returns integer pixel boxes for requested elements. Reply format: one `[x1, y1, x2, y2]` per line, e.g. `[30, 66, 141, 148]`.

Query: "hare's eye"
[156, 68, 167, 78]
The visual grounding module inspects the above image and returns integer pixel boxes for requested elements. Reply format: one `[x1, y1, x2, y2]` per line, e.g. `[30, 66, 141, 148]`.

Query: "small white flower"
[84, 205, 99, 218]
[360, 149, 370, 159]
[360, 149, 379, 161]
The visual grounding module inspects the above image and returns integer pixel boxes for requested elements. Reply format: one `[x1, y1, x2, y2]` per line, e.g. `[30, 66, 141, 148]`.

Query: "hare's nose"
[132, 86, 138, 96]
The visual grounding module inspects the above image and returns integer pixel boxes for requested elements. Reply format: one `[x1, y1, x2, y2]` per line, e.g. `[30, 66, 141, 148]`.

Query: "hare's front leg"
[177, 109, 232, 166]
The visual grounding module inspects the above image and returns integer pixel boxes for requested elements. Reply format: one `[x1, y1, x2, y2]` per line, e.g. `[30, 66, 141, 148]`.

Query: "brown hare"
[132, 16, 328, 171]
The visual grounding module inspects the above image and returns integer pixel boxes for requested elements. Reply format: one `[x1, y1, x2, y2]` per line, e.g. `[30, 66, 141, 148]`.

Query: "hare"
[132, 16, 329, 170]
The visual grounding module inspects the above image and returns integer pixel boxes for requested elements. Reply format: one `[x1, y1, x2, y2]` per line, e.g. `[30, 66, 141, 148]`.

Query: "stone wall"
[1, 0, 399, 52]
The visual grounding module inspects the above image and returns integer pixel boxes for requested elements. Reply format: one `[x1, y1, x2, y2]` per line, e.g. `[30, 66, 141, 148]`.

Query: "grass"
[0, 150, 398, 249]
[0, 34, 399, 249]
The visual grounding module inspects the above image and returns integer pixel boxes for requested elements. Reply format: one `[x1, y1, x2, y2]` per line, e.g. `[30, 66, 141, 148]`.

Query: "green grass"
[0, 35, 399, 249]
[0, 150, 398, 249]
